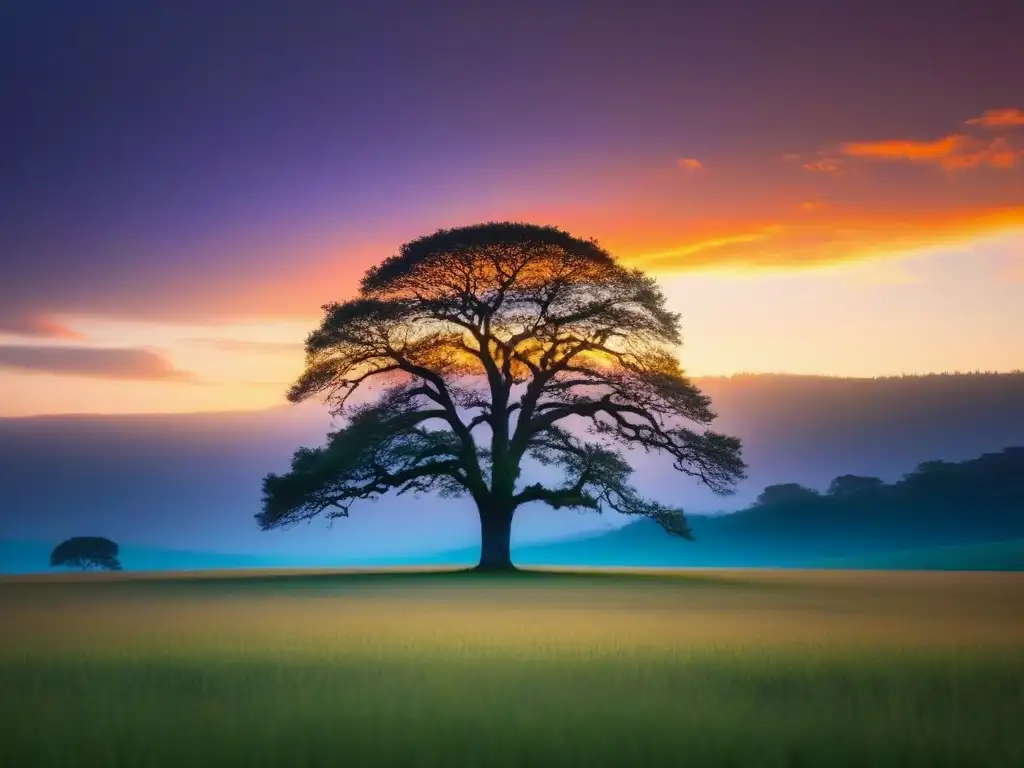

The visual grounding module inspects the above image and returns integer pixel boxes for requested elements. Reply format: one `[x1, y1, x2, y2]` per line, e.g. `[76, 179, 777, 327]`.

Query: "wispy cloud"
[840, 134, 1022, 171]
[0, 312, 84, 340]
[840, 134, 966, 162]
[624, 207, 1024, 274]
[966, 108, 1024, 128]
[676, 157, 703, 171]
[945, 137, 1022, 170]
[634, 227, 781, 267]
[791, 107, 1024, 174]
[0, 346, 197, 381]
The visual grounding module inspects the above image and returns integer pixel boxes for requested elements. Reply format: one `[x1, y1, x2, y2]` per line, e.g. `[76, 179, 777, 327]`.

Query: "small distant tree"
[50, 536, 122, 571]
[827, 475, 885, 498]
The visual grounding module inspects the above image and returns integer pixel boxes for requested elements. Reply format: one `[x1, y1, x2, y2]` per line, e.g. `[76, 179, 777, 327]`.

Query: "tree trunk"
[476, 505, 515, 571]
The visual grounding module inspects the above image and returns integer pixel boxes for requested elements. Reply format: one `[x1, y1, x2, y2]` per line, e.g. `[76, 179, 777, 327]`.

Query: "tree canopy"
[50, 536, 122, 571]
[754, 483, 821, 507]
[259, 222, 746, 569]
[827, 475, 885, 498]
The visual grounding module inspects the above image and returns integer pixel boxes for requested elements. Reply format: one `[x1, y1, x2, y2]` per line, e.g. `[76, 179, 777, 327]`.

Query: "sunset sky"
[2, 1, 1022, 417]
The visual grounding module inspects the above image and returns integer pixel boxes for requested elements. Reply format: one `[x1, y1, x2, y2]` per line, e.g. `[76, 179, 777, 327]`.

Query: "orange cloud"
[839, 133, 1022, 171]
[617, 206, 1024, 275]
[790, 108, 1024, 175]
[966, 108, 1024, 128]
[945, 137, 1022, 170]
[631, 227, 782, 265]
[841, 134, 966, 162]
[677, 157, 703, 171]
[826, 108, 1024, 172]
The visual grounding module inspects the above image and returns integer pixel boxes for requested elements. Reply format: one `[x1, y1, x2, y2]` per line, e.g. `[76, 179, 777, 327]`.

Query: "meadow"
[1, 567, 1022, 767]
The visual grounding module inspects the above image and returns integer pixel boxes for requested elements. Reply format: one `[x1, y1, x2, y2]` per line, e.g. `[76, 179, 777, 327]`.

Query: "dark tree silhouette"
[258, 223, 746, 570]
[721, 446, 1024, 560]
[754, 483, 820, 507]
[827, 475, 885, 498]
[50, 536, 122, 571]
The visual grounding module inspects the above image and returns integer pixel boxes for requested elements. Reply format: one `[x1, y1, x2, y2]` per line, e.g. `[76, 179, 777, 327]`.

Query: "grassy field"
[1, 568, 1022, 767]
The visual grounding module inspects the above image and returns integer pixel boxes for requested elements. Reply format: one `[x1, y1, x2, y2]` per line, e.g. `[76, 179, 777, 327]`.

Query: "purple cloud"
[0, 346, 196, 381]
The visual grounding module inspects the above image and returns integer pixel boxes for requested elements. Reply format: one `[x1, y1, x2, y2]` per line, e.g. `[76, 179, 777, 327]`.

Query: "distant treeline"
[498, 446, 1024, 569]
[689, 446, 1024, 558]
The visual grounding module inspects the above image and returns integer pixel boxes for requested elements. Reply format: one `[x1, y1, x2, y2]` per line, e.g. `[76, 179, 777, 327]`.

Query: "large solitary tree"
[258, 223, 746, 570]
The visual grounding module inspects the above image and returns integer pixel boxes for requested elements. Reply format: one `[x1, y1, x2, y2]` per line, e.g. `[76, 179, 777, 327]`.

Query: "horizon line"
[3, 369, 1023, 420]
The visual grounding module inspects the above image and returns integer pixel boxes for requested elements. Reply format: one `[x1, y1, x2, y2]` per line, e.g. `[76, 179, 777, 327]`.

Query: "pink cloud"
[0, 346, 197, 381]
[0, 312, 85, 340]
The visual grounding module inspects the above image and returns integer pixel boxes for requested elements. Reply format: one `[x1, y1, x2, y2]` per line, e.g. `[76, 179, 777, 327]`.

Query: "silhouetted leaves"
[755, 484, 821, 507]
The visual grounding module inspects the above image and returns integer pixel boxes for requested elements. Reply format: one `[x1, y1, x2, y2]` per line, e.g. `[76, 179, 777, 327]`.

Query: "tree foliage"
[754, 483, 820, 508]
[50, 536, 121, 571]
[259, 223, 746, 563]
[827, 475, 885, 498]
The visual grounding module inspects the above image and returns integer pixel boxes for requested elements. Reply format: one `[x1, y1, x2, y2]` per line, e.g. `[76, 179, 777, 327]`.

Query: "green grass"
[1, 568, 1022, 767]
